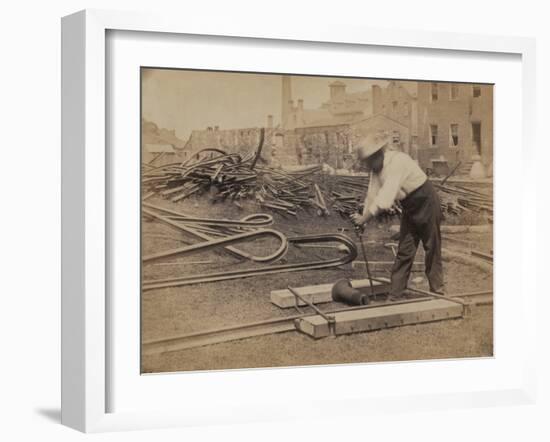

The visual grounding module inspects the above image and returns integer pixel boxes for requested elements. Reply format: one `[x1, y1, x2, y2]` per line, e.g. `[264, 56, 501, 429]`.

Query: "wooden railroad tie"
[295, 298, 464, 339]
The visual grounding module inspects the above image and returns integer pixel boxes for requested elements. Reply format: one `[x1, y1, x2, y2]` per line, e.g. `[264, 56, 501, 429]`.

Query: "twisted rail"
[142, 233, 358, 291]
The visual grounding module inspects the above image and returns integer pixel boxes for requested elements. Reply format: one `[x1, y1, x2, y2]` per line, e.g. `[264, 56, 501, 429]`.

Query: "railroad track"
[142, 291, 492, 355]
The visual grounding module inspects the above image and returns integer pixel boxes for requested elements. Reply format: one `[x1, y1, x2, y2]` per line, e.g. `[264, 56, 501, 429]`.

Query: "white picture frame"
[61, 9, 537, 433]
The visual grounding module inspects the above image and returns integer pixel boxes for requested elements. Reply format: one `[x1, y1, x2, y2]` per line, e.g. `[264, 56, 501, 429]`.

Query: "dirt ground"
[141, 194, 493, 374]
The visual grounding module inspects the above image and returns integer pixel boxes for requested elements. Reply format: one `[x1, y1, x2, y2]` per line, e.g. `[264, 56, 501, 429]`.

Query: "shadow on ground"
[35, 407, 61, 423]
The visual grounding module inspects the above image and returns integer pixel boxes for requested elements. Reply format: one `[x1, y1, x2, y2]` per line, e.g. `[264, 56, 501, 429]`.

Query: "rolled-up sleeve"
[362, 152, 427, 217]
[370, 172, 403, 214]
[362, 174, 379, 216]
[366, 158, 407, 216]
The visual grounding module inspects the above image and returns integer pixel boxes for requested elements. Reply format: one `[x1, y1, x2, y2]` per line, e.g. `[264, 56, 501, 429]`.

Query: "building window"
[450, 124, 459, 147]
[430, 124, 438, 146]
[392, 101, 398, 112]
[472, 85, 481, 98]
[431, 83, 438, 102]
[392, 131, 400, 144]
[472, 122, 482, 154]
[450, 84, 459, 100]
[403, 102, 409, 116]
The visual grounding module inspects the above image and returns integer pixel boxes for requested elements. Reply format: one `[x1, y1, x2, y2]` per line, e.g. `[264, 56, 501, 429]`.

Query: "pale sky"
[141, 68, 389, 141]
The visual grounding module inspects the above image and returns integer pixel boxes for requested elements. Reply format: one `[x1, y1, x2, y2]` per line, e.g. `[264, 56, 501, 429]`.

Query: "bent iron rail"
[142, 233, 358, 291]
[142, 205, 280, 263]
[142, 228, 288, 264]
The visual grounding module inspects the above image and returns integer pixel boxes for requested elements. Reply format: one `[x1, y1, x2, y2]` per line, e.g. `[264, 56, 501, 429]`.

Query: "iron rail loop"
[142, 233, 358, 291]
[142, 206, 287, 263]
[142, 228, 288, 264]
[143, 207, 254, 262]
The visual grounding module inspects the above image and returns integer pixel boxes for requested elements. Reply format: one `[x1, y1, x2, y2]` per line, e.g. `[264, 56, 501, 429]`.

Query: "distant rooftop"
[144, 143, 176, 153]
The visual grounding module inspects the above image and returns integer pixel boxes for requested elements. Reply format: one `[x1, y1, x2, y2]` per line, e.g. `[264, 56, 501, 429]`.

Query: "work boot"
[431, 286, 447, 297]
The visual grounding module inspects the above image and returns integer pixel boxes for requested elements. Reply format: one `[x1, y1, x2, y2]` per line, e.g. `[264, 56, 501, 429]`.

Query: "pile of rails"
[144, 136, 486, 222]
[254, 165, 323, 216]
[142, 148, 256, 203]
[318, 174, 369, 217]
[142, 143, 406, 220]
[434, 181, 493, 218]
[142, 140, 326, 217]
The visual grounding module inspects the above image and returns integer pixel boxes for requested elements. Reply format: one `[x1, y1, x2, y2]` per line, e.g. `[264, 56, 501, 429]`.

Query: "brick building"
[183, 77, 493, 172]
[415, 82, 493, 171]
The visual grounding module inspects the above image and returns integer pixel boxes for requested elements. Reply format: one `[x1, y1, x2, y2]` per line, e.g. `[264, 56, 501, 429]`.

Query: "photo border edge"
[60, 8, 538, 433]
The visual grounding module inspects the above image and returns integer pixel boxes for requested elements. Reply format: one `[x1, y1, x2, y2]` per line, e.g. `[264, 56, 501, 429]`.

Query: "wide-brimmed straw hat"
[356, 132, 390, 160]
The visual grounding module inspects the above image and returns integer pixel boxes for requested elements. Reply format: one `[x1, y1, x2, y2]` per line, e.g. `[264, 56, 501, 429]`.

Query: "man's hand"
[350, 212, 370, 227]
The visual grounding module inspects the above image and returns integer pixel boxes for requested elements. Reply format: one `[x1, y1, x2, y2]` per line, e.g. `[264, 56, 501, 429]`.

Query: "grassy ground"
[141, 193, 493, 373]
[143, 305, 493, 373]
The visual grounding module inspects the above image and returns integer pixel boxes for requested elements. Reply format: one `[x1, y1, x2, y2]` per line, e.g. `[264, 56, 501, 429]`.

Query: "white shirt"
[363, 150, 427, 216]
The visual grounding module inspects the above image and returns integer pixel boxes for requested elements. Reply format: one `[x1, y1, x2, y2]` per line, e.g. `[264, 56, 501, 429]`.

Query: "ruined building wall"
[290, 125, 351, 168]
[185, 127, 299, 167]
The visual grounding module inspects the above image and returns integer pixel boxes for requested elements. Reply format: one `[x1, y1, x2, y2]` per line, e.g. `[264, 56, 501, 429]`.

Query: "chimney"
[267, 114, 273, 128]
[372, 85, 382, 114]
[281, 76, 292, 129]
[329, 81, 346, 101]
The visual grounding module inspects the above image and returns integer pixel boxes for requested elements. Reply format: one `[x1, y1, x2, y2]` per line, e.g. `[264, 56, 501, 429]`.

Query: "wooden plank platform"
[295, 299, 464, 339]
[270, 278, 391, 309]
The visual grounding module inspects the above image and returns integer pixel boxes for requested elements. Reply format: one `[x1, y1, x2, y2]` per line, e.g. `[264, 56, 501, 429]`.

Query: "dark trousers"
[391, 180, 444, 296]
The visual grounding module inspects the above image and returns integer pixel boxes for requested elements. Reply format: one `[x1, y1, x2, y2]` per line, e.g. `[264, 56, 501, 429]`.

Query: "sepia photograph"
[140, 68, 493, 374]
